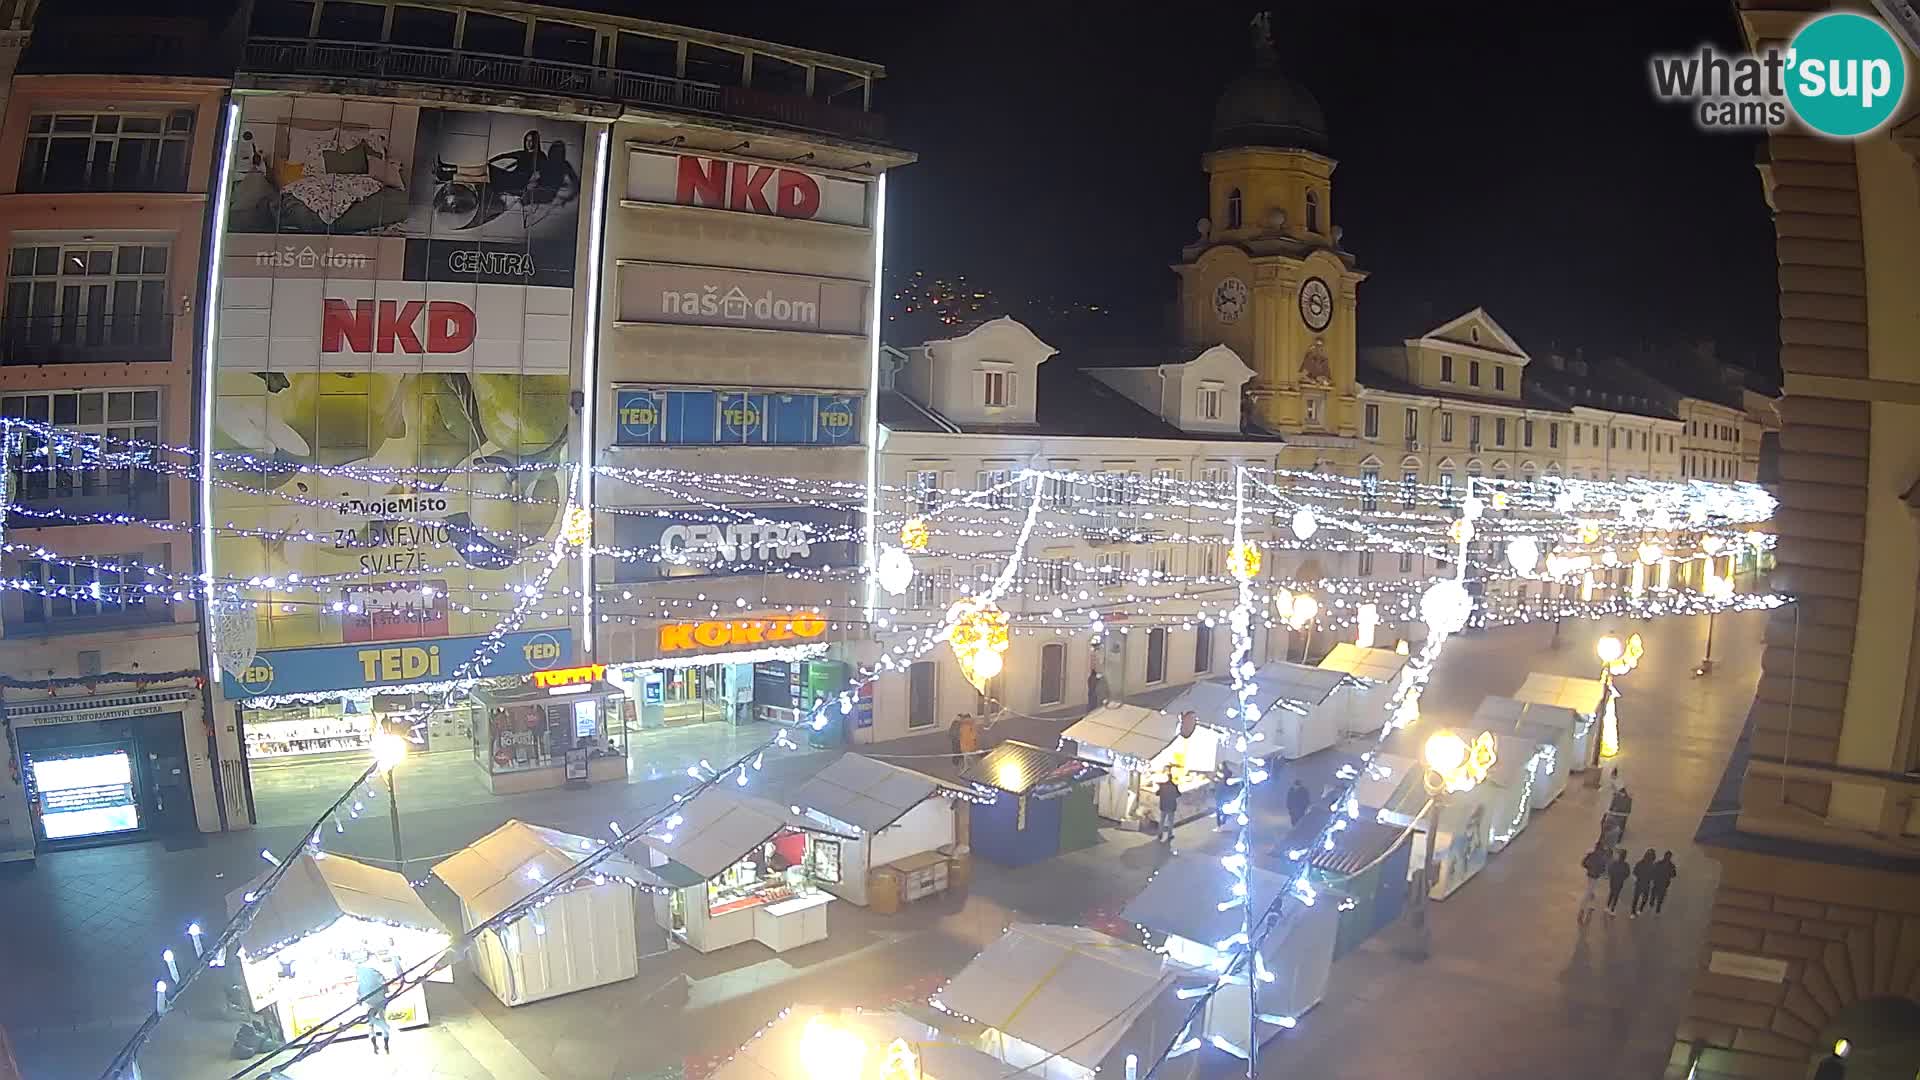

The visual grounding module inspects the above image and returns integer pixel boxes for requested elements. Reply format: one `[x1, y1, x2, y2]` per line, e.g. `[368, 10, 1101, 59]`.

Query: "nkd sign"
[617, 262, 867, 335]
[626, 149, 871, 228]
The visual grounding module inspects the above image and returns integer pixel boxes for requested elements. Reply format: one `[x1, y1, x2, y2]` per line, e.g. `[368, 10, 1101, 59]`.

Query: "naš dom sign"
[657, 612, 828, 654]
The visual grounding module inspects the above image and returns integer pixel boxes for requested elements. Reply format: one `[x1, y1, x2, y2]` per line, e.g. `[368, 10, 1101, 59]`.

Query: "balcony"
[1, 314, 174, 367]
[241, 38, 887, 143]
[8, 482, 170, 531]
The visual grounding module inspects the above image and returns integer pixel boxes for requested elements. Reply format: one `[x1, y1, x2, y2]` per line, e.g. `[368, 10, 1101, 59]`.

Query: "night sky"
[666, 1, 1781, 371]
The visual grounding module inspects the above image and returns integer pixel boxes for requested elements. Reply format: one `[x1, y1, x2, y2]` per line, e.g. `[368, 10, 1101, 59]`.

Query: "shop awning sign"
[223, 629, 574, 700]
[658, 612, 827, 655]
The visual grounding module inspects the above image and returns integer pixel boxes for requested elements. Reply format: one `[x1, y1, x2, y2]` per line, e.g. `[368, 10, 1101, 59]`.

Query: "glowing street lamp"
[1416, 729, 1496, 920]
[371, 725, 410, 871]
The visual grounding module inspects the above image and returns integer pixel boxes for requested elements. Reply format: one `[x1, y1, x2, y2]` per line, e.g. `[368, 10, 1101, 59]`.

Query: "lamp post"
[372, 725, 409, 873]
[1696, 571, 1734, 676]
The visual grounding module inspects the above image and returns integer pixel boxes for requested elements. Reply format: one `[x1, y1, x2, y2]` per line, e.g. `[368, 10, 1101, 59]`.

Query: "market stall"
[1317, 644, 1411, 736]
[792, 754, 966, 909]
[470, 672, 629, 795]
[1483, 734, 1537, 852]
[711, 1005, 1007, 1080]
[1424, 784, 1496, 900]
[1350, 752, 1425, 828]
[934, 923, 1205, 1080]
[432, 819, 670, 1006]
[1122, 853, 1336, 1050]
[226, 852, 451, 1043]
[1307, 817, 1414, 959]
[638, 788, 856, 954]
[961, 742, 1106, 868]
[1511, 673, 1606, 771]
[1159, 661, 1349, 761]
[1472, 696, 1576, 809]
[1061, 703, 1223, 826]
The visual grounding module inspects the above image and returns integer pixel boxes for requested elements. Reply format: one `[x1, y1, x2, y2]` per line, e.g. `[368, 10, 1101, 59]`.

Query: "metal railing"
[242, 38, 885, 141]
[1, 314, 175, 366]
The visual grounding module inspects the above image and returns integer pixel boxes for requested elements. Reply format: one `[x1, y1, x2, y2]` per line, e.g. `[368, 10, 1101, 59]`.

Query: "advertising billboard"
[612, 387, 860, 447]
[609, 506, 856, 583]
[213, 96, 586, 670]
[625, 149, 872, 227]
[616, 261, 869, 336]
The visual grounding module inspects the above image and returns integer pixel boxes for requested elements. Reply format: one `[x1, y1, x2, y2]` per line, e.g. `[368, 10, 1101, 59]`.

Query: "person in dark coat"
[1578, 841, 1610, 924]
[1648, 850, 1679, 914]
[356, 956, 393, 1054]
[1214, 761, 1237, 828]
[1286, 779, 1312, 826]
[1604, 848, 1632, 917]
[1156, 776, 1181, 845]
[948, 717, 966, 768]
[1630, 849, 1659, 917]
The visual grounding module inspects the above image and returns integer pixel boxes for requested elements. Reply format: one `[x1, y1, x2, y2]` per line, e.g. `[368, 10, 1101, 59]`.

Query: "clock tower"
[1174, 13, 1366, 448]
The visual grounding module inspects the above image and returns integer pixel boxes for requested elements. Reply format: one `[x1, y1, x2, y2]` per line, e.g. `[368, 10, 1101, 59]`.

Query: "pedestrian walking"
[1156, 776, 1181, 845]
[1213, 761, 1237, 828]
[1578, 841, 1609, 924]
[1286, 779, 1311, 826]
[947, 716, 965, 768]
[1604, 847, 1631, 917]
[1602, 784, 1632, 846]
[1649, 850, 1679, 914]
[1630, 848, 1658, 917]
[356, 955, 393, 1054]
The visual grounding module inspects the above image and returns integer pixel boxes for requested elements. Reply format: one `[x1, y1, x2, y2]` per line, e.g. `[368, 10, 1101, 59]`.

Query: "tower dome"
[1210, 13, 1328, 154]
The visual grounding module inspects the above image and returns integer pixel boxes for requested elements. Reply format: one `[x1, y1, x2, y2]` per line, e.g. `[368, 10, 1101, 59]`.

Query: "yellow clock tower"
[1174, 14, 1366, 462]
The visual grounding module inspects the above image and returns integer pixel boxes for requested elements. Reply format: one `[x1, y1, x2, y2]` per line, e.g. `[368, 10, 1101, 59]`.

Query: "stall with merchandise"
[1160, 661, 1349, 762]
[433, 819, 670, 1006]
[711, 1005, 1006, 1080]
[1122, 853, 1337, 1051]
[1472, 696, 1576, 809]
[961, 742, 1106, 868]
[1061, 703, 1223, 826]
[226, 852, 451, 1044]
[470, 667, 629, 794]
[1317, 644, 1410, 736]
[639, 788, 855, 954]
[935, 923, 1204, 1080]
[791, 753, 967, 910]
[1307, 817, 1414, 959]
[1510, 673, 1606, 771]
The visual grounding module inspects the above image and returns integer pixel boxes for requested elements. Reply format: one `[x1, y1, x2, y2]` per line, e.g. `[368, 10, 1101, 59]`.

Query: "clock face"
[1212, 277, 1249, 324]
[1299, 277, 1333, 332]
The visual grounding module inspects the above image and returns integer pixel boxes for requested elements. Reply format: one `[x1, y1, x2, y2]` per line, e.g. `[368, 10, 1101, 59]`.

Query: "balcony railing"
[1, 314, 174, 366]
[242, 38, 887, 142]
[7, 484, 170, 529]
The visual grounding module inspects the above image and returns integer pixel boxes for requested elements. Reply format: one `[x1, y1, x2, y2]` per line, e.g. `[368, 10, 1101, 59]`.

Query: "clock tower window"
[1305, 190, 1321, 234]
[1226, 188, 1243, 230]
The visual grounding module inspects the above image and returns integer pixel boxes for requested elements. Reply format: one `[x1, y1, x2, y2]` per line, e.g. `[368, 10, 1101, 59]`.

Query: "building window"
[1037, 559, 1070, 595]
[1039, 643, 1066, 706]
[20, 110, 196, 193]
[1357, 550, 1374, 576]
[1440, 355, 1454, 383]
[1401, 470, 1417, 509]
[1194, 624, 1215, 674]
[1303, 393, 1325, 429]
[907, 661, 937, 728]
[1573, 424, 1582, 446]
[1592, 424, 1600, 444]
[1363, 403, 1379, 438]
[1523, 420, 1534, 448]
[1469, 360, 1481, 387]
[1494, 366, 1507, 391]
[981, 369, 1012, 408]
[1494, 418, 1507, 446]
[6, 243, 171, 359]
[1305, 190, 1321, 233]
[977, 468, 1011, 509]
[1197, 543, 1222, 578]
[5, 389, 164, 518]
[1549, 423, 1560, 449]
[1146, 627, 1168, 685]
[12, 547, 170, 631]
[1361, 466, 1380, 511]
[1198, 383, 1223, 421]
[1151, 545, 1174, 577]
[1398, 550, 1413, 573]
[1609, 429, 1617, 450]
[1405, 408, 1418, 443]
[1439, 471, 1454, 496]
[1470, 327, 1480, 343]
[913, 469, 942, 514]
[1469, 415, 1482, 448]
[1441, 412, 1454, 443]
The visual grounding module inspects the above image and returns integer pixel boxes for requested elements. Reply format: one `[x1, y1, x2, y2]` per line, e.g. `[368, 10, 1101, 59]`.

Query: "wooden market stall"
[710, 1005, 1006, 1080]
[1317, 644, 1411, 736]
[791, 753, 968, 911]
[1510, 673, 1606, 770]
[638, 788, 856, 955]
[1483, 734, 1537, 853]
[1472, 696, 1578, 808]
[1061, 702, 1224, 826]
[1307, 816, 1414, 959]
[1159, 661, 1350, 762]
[961, 742, 1106, 868]
[935, 923, 1205, 1080]
[1350, 752, 1425, 828]
[226, 852, 451, 1044]
[432, 819, 670, 1006]
[1121, 853, 1337, 1050]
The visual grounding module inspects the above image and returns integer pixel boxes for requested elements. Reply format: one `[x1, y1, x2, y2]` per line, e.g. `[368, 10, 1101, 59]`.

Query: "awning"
[1318, 643, 1409, 684]
[710, 1005, 1005, 1080]
[1061, 703, 1187, 763]
[1473, 696, 1582, 738]
[935, 923, 1195, 1072]
[1308, 817, 1413, 879]
[227, 852, 444, 963]
[1512, 673, 1606, 716]
[792, 754, 955, 834]
[432, 819, 662, 923]
[1121, 852, 1289, 946]
[637, 788, 855, 881]
[962, 741, 1106, 797]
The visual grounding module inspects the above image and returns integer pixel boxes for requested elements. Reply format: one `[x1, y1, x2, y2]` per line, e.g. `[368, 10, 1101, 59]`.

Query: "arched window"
[1305, 190, 1321, 233]
[1226, 188, 1243, 229]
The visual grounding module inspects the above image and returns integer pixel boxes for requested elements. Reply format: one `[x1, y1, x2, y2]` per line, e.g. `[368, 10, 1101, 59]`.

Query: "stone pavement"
[0, 610, 1768, 1080]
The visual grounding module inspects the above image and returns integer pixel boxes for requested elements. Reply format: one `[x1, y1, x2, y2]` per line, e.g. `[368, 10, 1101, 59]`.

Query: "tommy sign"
[626, 149, 872, 227]
[617, 261, 868, 336]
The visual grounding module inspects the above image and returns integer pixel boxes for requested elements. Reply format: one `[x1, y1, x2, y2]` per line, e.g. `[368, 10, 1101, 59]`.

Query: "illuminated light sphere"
[1420, 579, 1473, 637]
[1462, 494, 1485, 521]
[1288, 594, 1319, 628]
[1448, 518, 1474, 546]
[1745, 529, 1768, 549]
[1554, 488, 1578, 513]
[873, 545, 914, 596]
[1704, 574, 1735, 601]
[1290, 507, 1318, 541]
[1422, 731, 1468, 785]
[1505, 536, 1540, 574]
[1688, 503, 1709, 525]
[899, 517, 930, 552]
[1649, 507, 1673, 531]
[1491, 491, 1510, 511]
[1619, 499, 1641, 523]
[1701, 534, 1725, 555]
[371, 731, 409, 773]
[1600, 549, 1619, 567]
[1596, 635, 1625, 664]
[560, 505, 592, 547]
[1228, 543, 1263, 582]
[1637, 542, 1663, 566]
[1577, 521, 1601, 545]
[946, 596, 1010, 691]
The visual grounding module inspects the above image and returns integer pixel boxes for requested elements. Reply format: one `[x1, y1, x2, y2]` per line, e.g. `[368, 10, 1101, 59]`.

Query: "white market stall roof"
[638, 788, 855, 881]
[1350, 752, 1423, 816]
[1512, 673, 1607, 715]
[1061, 702, 1185, 763]
[433, 819, 663, 923]
[1472, 696, 1583, 737]
[1162, 661, 1348, 743]
[791, 754, 957, 834]
[227, 852, 442, 963]
[936, 924, 1195, 1072]
[712, 1005, 1005, 1080]
[1318, 643, 1409, 683]
[1121, 852, 1289, 946]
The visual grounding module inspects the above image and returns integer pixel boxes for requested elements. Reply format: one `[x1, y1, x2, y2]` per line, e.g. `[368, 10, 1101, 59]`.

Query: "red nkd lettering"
[775, 169, 821, 219]
[675, 155, 727, 208]
[322, 299, 476, 354]
[671, 155, 824, 221]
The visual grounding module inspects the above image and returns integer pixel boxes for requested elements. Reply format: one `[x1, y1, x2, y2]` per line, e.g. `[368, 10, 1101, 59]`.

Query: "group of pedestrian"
[1579, 840, 1678, 923]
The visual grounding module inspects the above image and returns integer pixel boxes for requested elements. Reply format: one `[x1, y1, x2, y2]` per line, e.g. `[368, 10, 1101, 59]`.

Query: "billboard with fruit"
[212, 96, 586, 662]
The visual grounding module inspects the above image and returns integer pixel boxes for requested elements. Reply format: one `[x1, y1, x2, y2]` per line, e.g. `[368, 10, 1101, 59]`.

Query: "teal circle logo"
[1786, 13, 1907, 137]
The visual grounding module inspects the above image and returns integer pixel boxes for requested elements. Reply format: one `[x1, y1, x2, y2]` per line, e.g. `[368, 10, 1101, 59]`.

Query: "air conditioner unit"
[1405, 438, 1422, 451]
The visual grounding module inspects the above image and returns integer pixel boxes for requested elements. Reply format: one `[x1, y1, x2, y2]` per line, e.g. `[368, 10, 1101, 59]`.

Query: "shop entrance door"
[660, 666, 726, 726]
[142, 722, 195, 841]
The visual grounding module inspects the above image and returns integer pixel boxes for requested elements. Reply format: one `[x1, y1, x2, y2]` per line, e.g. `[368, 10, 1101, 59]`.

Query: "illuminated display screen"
[31, 750, 140, 840]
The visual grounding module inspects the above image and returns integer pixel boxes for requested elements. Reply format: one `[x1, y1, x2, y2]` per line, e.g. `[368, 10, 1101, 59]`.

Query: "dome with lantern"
[1210, 12, 1329, 154]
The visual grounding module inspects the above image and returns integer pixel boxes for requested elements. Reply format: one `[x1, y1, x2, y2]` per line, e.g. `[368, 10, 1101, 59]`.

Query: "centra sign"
[658, 612, 828, 653]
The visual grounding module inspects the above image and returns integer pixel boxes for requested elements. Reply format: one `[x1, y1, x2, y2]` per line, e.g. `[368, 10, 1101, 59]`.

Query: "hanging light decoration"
[1448, 518, 1474, 546]
[1577, 521, 1602, 544]
[1290, 507, 1318, 541]
[560, 505, 592, 547]
[1228, 542, 1262, 582]
[1637, 542, 1664, 566]
[1420, 579, 1472, 637]
[873, 546, 915, 596]
[1701, 534, 1725, 555]
[1491, 491, 1510, 511]
[899, 517, 930, 552]
[1505, 536, 1540, 574]
[946, 596, 1010, 691]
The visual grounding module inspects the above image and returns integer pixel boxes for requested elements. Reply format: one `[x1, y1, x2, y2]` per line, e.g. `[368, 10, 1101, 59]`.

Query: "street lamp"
[1412, 729, 1496, 955]
[1587, 632, 1641, 780]
[372, 725, 410, 872]
[1696, 573, 1735, 676]
[1276, 590, 1318, 661]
